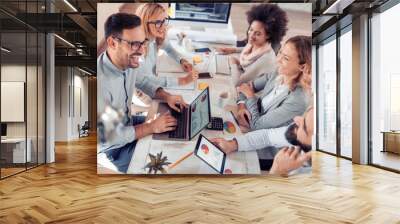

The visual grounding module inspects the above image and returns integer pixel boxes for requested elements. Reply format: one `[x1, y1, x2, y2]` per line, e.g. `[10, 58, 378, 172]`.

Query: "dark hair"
[246, 4, 288, 47]
[284, 123, 311, 152]
[104, 13, 141, 39]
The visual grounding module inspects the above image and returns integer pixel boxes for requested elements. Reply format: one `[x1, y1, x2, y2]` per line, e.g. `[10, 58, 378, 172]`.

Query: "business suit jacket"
[238, 70, 308, 130]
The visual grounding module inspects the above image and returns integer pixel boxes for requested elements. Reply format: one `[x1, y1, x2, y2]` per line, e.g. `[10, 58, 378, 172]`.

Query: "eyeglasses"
[113, 36, 148, 51]
[147, 17, 169, 29]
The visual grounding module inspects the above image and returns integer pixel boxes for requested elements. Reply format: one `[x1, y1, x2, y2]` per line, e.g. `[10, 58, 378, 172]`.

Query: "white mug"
[217, 91, 229, 108]
[182, 38, 193, 52]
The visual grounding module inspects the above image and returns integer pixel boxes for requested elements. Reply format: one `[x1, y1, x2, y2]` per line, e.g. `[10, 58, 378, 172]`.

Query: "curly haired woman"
[219, 4, 288, 86]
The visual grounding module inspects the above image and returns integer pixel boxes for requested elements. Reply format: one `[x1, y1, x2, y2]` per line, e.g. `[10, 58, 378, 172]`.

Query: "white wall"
[54, 67, 89, 141]
[97, 3, 124, 45]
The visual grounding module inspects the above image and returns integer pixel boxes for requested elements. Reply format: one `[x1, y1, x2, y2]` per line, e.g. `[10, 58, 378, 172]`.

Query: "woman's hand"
[229, 56, 240, 65]
[180, 59, 193, 72]
[237, 82, 255, 98]
[237, 103, 251, 128]
[217, 47, 237, 55]
[179, 69, 199, 85]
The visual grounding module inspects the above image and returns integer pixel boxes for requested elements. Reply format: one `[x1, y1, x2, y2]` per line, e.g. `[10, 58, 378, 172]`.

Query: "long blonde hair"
[283, 35, 312, 91]
[136, 3, 166, 40]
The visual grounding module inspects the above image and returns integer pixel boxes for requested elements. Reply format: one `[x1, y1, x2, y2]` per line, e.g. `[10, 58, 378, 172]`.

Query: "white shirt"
[261, 83, 288, 111]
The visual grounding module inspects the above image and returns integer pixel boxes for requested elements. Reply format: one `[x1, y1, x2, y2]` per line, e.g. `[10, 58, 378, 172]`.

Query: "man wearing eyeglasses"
[97, 13, 187, 173]
[210, 107, 314, 175]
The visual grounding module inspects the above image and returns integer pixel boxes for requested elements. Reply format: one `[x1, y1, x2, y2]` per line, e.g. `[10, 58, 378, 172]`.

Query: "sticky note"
[198, 82, 208, 90]
[193, 55, 202, 64]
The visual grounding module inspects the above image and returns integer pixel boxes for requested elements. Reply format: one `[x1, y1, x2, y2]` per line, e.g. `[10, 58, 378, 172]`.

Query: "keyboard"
[168, 109, 188, 139]
[207, 117, 224, 131]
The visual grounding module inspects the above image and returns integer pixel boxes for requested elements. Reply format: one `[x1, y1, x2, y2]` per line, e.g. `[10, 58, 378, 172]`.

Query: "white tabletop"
[126, 47, 260, 175]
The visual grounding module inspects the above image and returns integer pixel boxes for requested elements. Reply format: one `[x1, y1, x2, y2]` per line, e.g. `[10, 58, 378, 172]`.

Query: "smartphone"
[194, 48, 211, 53]
[198, 72, 212, 79]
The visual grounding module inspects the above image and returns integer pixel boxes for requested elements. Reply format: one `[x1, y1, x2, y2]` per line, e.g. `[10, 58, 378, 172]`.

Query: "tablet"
[194, 134, 226, 174]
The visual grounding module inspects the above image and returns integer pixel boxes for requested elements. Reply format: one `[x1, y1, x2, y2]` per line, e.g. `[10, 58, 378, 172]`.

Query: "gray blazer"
[238, 70, 308, 130]
[231, 50, 277, 87]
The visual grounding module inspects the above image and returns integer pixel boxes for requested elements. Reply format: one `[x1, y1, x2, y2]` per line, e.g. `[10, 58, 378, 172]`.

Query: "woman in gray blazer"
[236, 35, 312, 130]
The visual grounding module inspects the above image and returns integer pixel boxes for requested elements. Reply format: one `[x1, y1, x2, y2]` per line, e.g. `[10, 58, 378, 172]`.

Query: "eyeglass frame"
[147, 17, 169, 29]
[113, 36, 148, 51]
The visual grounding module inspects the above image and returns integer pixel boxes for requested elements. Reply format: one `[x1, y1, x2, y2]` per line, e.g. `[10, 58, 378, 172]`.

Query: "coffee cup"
[217, 91, 229, 108]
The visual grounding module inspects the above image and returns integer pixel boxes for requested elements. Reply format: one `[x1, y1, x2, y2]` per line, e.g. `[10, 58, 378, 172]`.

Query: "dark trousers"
[105, 115, 146, 173]
[259, 159, 274, 171]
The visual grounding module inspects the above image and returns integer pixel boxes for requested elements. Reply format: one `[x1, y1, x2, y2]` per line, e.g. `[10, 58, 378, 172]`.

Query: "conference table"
[125, 43, 261, 175]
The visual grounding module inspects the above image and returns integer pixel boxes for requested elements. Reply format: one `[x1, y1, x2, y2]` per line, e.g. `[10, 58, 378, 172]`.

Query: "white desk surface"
[126, 45, 260, 175]
[1, 137, 28, 143]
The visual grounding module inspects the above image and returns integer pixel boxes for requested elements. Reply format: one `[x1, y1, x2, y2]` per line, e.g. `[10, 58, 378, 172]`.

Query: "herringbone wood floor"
[1, 135, 399, 223]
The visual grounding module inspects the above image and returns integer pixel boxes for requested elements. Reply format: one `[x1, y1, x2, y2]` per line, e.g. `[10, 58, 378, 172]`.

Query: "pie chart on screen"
[223, 121, 236, 134]
[201, 144, 209, 154]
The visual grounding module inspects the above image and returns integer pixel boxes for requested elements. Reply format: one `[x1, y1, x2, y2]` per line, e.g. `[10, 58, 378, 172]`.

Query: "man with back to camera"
[97, 13, 188, 173]
[211, 107, 314, 174]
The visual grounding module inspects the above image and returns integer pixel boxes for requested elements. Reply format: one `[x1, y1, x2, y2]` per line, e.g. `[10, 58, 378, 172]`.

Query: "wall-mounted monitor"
[169, 3, 231, 30]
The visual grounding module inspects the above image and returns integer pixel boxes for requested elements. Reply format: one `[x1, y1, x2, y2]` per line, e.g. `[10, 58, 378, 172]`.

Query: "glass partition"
[317, 35, 337, 155]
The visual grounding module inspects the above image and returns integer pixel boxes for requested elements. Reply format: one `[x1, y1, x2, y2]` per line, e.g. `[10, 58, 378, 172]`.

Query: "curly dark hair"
[246, 4, 288, 47]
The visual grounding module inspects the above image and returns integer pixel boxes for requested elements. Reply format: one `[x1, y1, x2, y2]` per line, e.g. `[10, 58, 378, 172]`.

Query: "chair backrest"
[82, 121, 90, 129]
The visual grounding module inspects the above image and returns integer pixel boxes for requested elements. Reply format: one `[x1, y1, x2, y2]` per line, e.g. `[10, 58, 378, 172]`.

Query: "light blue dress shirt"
[97, 51, 161, 152]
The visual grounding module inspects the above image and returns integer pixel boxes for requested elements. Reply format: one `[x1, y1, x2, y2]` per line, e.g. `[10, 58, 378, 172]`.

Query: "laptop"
[153, 87, 211, 141]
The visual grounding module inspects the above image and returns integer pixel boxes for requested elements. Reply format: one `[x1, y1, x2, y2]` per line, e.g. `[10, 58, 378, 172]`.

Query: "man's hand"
[150, 113, 177, 133]
[180, 59, 193, 72]
[237, 82, 255, 98]
[237, 103, 251, 128]
[269, 147, 312, 177]
[166, 95, 188, 112]
[210, 138, 238, 154]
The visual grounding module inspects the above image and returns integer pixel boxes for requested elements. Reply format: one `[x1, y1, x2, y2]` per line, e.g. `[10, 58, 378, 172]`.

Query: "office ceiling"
[0, 0, 392, 75]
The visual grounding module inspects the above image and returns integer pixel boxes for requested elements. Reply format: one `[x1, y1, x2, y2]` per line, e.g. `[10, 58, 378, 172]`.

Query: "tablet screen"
[194, 135, 226, 173]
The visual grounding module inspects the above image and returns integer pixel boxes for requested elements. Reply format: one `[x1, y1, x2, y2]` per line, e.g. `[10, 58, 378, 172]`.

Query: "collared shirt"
[136, 38, 181, 87]
[97, 51, 161, 152]
[235, 126, 291, 159]
[261, 83, 289, 112]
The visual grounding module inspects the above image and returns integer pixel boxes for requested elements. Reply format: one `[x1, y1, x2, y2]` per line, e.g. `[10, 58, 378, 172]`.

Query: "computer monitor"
[1, 123, 7, 137]
[169, 3, 231, 30]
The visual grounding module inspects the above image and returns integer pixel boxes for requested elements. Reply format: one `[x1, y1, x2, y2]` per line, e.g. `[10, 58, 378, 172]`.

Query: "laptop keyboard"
[207, 117, 224, 131]
[168, 109, 188, 139]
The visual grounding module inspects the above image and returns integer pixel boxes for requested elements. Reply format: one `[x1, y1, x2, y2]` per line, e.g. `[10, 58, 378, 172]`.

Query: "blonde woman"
[136, 3, 198, 87]
[235, 36, 311, 131]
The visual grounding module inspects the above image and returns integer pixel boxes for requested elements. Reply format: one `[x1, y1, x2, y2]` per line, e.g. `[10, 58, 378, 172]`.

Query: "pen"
[168, 151, 194, 170]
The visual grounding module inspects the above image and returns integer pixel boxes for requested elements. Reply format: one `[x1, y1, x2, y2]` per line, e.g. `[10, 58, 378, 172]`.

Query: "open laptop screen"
[189, 87, 211, 139]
